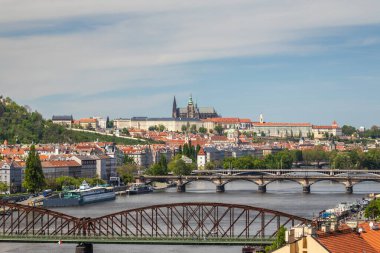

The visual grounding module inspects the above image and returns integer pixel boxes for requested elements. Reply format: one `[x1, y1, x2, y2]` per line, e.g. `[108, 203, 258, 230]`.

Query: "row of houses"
[0, 155, 117, 193]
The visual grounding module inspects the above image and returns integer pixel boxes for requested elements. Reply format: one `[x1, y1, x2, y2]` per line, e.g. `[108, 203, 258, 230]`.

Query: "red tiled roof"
[210, 136, 229, 141]
[358, 222, 380, 252]
[77, 118, 97, 123]
[198, 147, 206, 155]
[315, 225, 377, 253]
[42, 160, 81, 168]
[253, 122, 311, 127]
[313, 125, 339, 129]
[203, 117, 252, 124]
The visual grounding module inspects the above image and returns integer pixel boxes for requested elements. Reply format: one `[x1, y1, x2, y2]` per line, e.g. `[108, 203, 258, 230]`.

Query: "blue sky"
[0, 0, 379, 127]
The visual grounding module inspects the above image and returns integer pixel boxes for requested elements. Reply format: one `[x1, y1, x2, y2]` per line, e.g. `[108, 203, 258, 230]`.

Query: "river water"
[3, 181, 380, 253]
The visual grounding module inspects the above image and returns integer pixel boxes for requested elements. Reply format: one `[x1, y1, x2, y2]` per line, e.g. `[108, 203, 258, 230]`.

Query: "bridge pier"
[177, 184, 186, 193]
[258, 185, 267, 193]
[346, 186, 353, 194]
[75, 243, 93, 253]
[302, 185, 311, 194]
[216, 184, 225, 193]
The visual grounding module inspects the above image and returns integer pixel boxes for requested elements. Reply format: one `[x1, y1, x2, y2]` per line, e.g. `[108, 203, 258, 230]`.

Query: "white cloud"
[0, 0, 380, 115]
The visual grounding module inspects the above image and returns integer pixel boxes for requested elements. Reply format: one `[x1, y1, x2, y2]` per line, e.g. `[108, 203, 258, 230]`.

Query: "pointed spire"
[172, 96, 177, 118]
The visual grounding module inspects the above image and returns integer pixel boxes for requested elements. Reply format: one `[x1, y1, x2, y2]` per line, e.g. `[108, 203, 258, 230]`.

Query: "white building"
[93, 116, 107, 129]
[312, 121, 342, 139]
[250, 115, 312, 138]
[0, 160, 22, 193]
[114, 117, 205, 132]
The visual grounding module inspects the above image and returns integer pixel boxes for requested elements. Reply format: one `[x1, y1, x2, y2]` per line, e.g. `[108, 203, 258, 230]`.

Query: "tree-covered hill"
[0, 97, 146, 145]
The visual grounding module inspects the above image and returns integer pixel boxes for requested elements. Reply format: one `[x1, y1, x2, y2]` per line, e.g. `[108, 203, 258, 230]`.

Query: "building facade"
[114, 117, 205, 132]
[42, 160, 82, 179]
[252, 122, 312, 138]
[312, 121, 343, 139]
[172, 95, 219, 119]
[96, 155, 116, 181]
[72, 155, 98, 178]
[52, 115, 73, 127]
[0, 160, 22, 193]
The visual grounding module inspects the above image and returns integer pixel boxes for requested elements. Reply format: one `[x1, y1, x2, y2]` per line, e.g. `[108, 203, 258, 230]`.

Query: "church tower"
[172, 96, 178, 118]
[186, 94, 197, 118]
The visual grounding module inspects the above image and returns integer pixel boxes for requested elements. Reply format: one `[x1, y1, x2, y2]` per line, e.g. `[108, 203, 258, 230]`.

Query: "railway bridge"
[140, 170, 380, 193]
[0, 201, 309, 247]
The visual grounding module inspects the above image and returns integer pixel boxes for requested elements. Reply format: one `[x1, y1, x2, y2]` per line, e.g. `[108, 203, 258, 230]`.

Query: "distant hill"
[0, 97, 147, 145]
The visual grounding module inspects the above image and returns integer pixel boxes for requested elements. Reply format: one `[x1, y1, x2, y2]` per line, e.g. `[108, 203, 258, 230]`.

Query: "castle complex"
[171, 95, 219, 119]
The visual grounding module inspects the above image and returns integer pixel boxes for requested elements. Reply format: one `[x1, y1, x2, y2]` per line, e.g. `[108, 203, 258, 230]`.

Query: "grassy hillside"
[0, 97, 147, 145]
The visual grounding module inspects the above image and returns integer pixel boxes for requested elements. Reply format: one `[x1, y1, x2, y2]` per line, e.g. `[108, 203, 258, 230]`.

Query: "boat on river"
[126, 183, 153, 195]
[43, 181, 115, 207]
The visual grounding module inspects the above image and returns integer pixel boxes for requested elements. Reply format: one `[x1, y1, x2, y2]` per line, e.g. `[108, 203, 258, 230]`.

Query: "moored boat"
[43, 181, 115, 207]
[126, 183, 153, 195]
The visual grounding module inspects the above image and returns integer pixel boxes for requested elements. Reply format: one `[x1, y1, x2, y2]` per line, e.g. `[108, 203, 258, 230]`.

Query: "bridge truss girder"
[0, 202, 310, 240]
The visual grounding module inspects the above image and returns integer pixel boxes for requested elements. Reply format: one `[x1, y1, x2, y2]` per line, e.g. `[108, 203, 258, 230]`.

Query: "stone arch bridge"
[140, 171, 380, 194]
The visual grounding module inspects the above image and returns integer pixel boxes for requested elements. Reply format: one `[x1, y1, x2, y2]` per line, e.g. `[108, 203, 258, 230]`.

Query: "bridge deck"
[0, 236, 274, 246]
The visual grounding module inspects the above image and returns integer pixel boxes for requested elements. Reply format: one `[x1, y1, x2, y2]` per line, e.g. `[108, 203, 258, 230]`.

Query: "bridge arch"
[310, 179, 348, 187]
[0, 201, 81, 236]
[351, 179, 380, 186]
[222, 178, 259, 186]
[182, 178, 216, 186]
[264, 178, 304, 187]
[90, 202, 310, 239]
[0, 202, 311, 240]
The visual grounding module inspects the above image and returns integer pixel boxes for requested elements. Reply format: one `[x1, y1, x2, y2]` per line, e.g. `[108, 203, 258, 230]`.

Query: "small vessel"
[126, 183, 153, 195]
[65, 181, 116, 205]
[43, 181, 115, 207]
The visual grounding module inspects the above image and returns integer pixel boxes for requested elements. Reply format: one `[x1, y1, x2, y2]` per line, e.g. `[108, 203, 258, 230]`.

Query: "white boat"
[64, 181, 116, 205]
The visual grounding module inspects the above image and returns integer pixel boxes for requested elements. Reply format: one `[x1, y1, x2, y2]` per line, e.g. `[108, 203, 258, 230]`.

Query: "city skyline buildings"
[0, 1, 379, 127]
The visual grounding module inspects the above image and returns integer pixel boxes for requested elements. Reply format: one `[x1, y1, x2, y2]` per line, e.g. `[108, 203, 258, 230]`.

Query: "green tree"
[214, 125, 224, 135]
[199, 127, 207, 134]
[55, 176, 81, 191]
[190, 124, 197, 133]
[302, 147, 327, 166]
[117, 162, 139, 184]
[121, 128, 130, 136]
[106, 116, 114, 128]
[362, 149, 380, 169]
[333, 152, 354, 169]
[148, 125, 158, 131]
[86, 177, 106, 186]
[146, 156, 168, 176]
[364, 199, 380, 219]
[342, 125, 356, 136]
[123, 155, 135, 165]
[205, 161, 217, 170]
[168, 158, 194, 176]
[265, 226, 286, 252]
[0, 182, 8, 193]
[181, 125, 188, 133]
[290, 150, 303, 164]
[23, 145, 46, 193]
[158, 124, 166, 132]
[274, 150, 294, 169]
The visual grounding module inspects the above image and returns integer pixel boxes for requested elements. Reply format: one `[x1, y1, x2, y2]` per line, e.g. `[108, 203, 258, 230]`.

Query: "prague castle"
[172, 95, 219, 119]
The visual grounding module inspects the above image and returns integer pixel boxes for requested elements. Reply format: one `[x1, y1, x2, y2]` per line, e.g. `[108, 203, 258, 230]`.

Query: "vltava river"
[3, 180, 380, 253]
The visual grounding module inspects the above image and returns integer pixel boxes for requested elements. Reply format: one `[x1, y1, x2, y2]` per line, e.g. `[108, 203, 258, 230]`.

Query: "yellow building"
[273, 224, 378, 253]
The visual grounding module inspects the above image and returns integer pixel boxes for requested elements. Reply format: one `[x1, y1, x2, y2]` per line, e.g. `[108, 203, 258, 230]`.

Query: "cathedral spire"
[172, 96, 177, 118]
